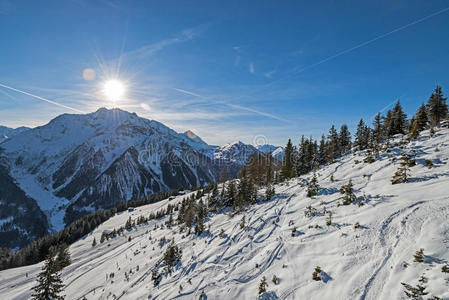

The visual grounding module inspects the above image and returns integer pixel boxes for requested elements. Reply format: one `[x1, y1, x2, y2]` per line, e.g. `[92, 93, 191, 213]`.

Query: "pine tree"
[355, 119, 369, 150]
[306, 173, 320, 197]
[31, 250, 65, 300]
[391, 154, 411, 184]
[92, 237, 97, 247]
[281, 139, 295, 180]
[163, 240, 181, 272]
[258, 276, 268, 294]
[391, 100, 408, 135]
[265, 185, 275, 201]
[427, 85, 448, 127]
[413, 248, 425, 263]
[414, 103, 428, 132]
[339, 124, 352, 153]
[327, 125, 340, 161]
[225, 180, 237, 208]
[340, 180, 356, 205]
[372, 113, 384, 146]
[55, 244, 71, 271]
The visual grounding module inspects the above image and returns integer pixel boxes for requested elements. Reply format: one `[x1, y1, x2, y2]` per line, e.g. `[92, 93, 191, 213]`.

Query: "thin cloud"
[0, 83, 85, 113]
[249, 63, 255, 74]
[120, 25, 206, 60]
[172, 87, 291, 123]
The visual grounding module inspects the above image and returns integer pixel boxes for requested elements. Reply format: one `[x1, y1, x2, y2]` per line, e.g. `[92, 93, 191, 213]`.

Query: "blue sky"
[1, 0, 449, 146]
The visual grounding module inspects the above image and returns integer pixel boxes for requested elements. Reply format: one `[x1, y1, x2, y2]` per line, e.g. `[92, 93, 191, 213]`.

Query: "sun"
[103, 79, 125, 102]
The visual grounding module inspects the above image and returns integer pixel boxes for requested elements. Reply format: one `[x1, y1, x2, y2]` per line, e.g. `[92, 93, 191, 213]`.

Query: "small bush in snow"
[326, 212, 332, 226]
[272, 275, 278, 285]
[413, 248, 425, 263]
[425, 159, 434, 169]
[442, 265, 449, 273]
[312, 266, 322, 281]
[353, 222, 360, 229]
[340, 180, 356, 205]
[258, 276, 268, 294]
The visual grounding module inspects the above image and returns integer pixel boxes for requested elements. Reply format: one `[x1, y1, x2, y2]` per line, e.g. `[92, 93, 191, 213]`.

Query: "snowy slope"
[1, 128, 449, 300]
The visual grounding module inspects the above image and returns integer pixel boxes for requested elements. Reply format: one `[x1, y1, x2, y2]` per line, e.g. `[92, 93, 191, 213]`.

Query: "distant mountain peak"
[183, 130, 207, 145]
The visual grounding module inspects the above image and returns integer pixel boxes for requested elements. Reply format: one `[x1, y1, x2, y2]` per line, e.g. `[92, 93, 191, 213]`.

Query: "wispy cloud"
[120, 26, 205, 60]
[249, 63, 255, 74]
[171, 86, 291, 123]
[264, 70, 276, 78]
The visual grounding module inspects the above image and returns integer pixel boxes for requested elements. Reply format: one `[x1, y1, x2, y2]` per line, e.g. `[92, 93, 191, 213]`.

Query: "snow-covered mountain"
[2, 127, 448, 300]
[257, 144, 285, 161]
[0, 125, 29, 143]
[0, 108, 259, 248]
[183, 130, 208, 146]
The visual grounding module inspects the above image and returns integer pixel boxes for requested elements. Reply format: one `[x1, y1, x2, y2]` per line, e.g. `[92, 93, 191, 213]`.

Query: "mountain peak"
[183, 130, 207, 145]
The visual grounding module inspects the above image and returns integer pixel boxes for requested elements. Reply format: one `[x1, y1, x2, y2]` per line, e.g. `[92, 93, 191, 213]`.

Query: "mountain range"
[0, 108, 283, 249]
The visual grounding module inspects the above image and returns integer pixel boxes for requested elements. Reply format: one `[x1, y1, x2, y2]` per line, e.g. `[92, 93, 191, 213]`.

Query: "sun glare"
[103, 79, 125, 102]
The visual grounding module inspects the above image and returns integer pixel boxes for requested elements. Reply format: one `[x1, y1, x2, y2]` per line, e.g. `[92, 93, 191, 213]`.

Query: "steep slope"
[1, 128, 448, 299]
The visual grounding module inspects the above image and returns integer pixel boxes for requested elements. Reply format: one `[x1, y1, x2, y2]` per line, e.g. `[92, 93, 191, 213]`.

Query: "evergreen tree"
[427, 85, 448, 127]
[91, 237, 97, 247]
[31, 250, 65, 300]
[281, 139, 295, 180]
[317, 135, 327, 165]
[414, 103, 429, 132]
[340, 180, 356, 205]
[327, 125, 340, 161]
[163, 240, 181, 272]
[372, 113, 383, 146]
[225, 180, 237, 208]
[391, 100, 408, 135]
[306, 173, 320, 198]
[391, 154, 411, 184]
[339, 124, 352, 153]
[55, 244, 71, 271]
[258, 276, 268, 294]
[265, 185, 275, 201]
[355, 119, 369, 150]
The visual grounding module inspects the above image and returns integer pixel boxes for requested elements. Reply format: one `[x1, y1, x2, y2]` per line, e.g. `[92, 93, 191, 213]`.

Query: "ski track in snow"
[1, 128, 449, 300]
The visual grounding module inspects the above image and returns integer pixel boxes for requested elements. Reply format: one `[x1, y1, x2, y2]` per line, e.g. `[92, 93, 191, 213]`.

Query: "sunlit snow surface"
[1, 128, 448, 300]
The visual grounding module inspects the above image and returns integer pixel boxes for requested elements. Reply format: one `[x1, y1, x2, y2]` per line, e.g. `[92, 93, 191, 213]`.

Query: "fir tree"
[414, 103, 429, 132]
[258, 276, 268, 294]
[31, 250, 65, 300]
[265, 185, 275, 201]
[327, 125, 340, 161]
[427, 85, 448, 127]
[92, 237, 97, 247]
[391, 100, 408, 135]
[340, 180, 356, 205]
[413, 248, 425, 263]
[391, 154, 411, 184]
[372, 113, 384, 146]
[355, 119, 370, 150]
[339, 124, 352, 153]
[163, 240, 181, 272]
[306, 173, 320, 197]
[225, 180, 237, 208]
[55, 244, 71, 271]
[281, 139, 295, 180]
[401, 282, 428, 298]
